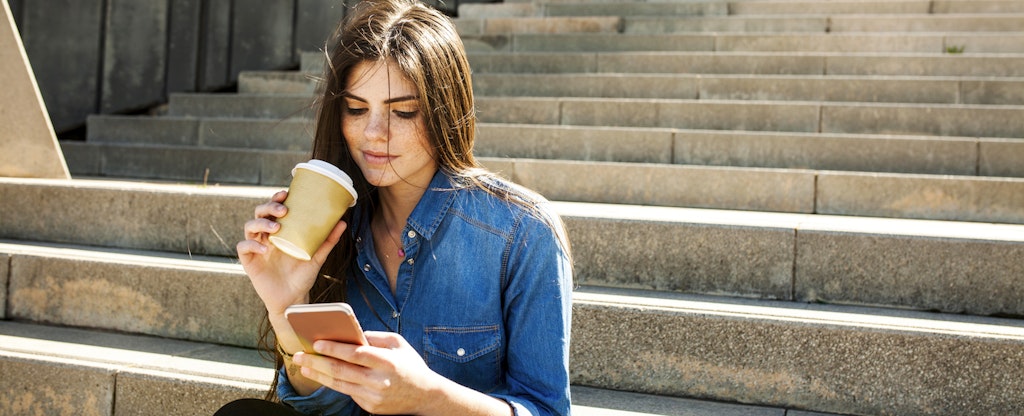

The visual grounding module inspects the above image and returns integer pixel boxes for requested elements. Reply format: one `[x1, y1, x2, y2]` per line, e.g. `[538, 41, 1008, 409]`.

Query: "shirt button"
[391, 311, 399, 319]
[456, 348, 466, 357]
[362, 264, 371, 272]
[406, 258, 414, 265]
[407, 230, 416, 239]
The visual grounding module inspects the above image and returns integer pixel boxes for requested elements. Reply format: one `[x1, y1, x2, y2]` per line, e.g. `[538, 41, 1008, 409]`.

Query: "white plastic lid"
[293, 159, 359, 207]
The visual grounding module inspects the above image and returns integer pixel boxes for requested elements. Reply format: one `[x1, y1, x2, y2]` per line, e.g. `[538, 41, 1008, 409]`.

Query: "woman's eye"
[345, 107, 368, 116]
[394, 110, 418, 119]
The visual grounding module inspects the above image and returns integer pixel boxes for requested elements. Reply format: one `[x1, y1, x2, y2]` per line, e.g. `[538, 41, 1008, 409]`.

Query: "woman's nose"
[364, 110, 389, 141]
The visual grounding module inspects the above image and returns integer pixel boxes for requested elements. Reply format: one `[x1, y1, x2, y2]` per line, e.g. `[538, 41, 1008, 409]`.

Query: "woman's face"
[343, 59, 437, 190]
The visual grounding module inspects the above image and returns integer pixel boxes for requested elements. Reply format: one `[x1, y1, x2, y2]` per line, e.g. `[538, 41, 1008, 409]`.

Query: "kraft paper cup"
[269, 159, 358, 261]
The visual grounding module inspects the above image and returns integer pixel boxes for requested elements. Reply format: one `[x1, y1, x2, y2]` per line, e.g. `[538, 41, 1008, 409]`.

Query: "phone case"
[285, 302, 367, 353]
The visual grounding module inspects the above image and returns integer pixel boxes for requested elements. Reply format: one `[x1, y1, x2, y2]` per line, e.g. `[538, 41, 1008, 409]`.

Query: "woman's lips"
[363, 151, 395, 165]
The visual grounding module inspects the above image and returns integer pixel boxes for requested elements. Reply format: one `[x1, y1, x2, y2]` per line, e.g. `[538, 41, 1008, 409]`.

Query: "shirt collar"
[405, 169, 458, 241]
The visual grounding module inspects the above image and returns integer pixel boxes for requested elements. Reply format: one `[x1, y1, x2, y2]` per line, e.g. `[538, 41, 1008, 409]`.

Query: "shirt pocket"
[423, 325, 502, 392]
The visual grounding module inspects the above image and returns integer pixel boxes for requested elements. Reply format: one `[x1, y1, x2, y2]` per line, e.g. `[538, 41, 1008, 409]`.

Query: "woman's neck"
[376, 173, 432, 230]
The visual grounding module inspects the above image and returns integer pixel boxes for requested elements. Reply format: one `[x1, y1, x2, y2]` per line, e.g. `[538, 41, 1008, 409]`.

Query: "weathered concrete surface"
[572, 287, 1024, 416]
[730, 1, 930, 14]
[674, 130, 977, 176]
[200, 0, 232, 90]
[18, 0, 104, 132]
[293, 0, 348, 61]
[934, 0, 1024, 13]
[167, 93, 313, 119]
[465, 50, 1024, 77]
[795, 224, 1024, 316]
[817, 171, 1024, 224]
[476, 124, 674, 164]
[238, 70, 318, 94]
[0, 0, 69, 179]
[230, 0, 296, 80]
[101, 0, 168, 114]
[1, 320, 813, 416]
[115, 370, 266, 416]
[85, 115, 314, 152]
[167, 0, 202, 94]
[86, 115, 200, 146]
[625, 16, 827, 34]
[511, 159, 816, 213]
[544, 2, 727, 17]
[60, 141, 305, 186]
[980, 139, 1024, 178]
[0, 252, 8, 320]
[0, 352, 116, 416]
[571, 385, 785, 416]
[561, 205, 796, 300]
[0, 178, 270, 257]
[5, 248, 264, 347]
[822, 103, 1024, 139]
[480, 16, 623, 34]
[0, 320, 272, 414]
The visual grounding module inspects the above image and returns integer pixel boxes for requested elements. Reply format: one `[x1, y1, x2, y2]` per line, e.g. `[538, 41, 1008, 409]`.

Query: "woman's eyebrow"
[342, 92, 419, 104]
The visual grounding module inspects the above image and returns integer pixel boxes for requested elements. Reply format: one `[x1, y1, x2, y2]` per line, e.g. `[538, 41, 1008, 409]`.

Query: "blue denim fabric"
[278, 170, 573, 416]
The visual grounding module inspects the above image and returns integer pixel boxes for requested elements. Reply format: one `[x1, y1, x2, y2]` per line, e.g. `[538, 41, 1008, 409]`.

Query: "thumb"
[364, 331, 406, 349]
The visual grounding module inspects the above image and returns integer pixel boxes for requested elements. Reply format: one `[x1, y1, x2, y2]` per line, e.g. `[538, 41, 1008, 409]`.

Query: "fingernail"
[313, 341, 325, 353]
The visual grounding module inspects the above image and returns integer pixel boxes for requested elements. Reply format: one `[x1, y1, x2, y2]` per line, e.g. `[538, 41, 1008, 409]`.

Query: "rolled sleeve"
[276, 366, 358, 415]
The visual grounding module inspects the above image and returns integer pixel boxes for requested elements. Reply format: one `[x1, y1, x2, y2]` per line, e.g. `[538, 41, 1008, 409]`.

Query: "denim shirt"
[277, 170, 573, 416]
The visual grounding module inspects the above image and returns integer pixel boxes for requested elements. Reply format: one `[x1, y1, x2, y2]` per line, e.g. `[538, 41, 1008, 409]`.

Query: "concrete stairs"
[5, 0, 1024, 414]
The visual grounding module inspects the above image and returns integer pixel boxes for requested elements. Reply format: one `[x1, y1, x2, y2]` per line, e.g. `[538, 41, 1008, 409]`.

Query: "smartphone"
[285, 302, 367, 354]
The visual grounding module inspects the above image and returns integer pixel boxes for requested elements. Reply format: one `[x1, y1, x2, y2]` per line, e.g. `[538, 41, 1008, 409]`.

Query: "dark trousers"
[214, 399, 306, 416]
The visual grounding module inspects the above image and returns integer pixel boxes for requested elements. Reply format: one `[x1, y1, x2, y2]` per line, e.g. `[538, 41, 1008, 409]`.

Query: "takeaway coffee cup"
[269, 159, 358, 261]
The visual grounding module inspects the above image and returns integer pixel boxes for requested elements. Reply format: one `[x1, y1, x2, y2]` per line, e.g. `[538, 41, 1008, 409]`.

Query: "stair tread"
[0, 320, 813, 415]
[5, 177, 1023, 240]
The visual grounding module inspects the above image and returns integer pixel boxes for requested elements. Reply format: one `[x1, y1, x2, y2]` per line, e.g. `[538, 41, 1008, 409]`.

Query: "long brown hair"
[259, 0, 571, 400]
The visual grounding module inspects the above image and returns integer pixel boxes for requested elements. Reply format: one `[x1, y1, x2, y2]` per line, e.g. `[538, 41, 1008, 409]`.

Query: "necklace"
[378, 214, 406, 258]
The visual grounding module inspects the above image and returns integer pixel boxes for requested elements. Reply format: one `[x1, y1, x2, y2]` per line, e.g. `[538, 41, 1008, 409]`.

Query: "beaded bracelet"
[276, 343, 295, 359]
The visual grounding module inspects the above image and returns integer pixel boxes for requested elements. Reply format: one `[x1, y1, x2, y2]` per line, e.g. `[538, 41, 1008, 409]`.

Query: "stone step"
[475, 96, 1024, 139]
[732, 0, 1024, 15]
[474, 124, 1023, 178]
[0, 321, 268, 416]
[461, 0, 940, 18]
[461, 0, 1024, 16]
[3, 283, 1023, 415]
[240, 70, 1024, 105]
[0, 321, 773, 416]
[303, 50, 1024, 77]
[462, 32, 1024, 54]
[456, 16, 624, 36]
[60, 141, 1024, 223]
[538, 1, 1013, 17]
[85, 115, 1023, 177]
[85, 114, 314, 151]
[571, 286, 1024, 415]
[3, 180, 1023, 317]
[160, 93, 1024, 139]
[387, 51, 1024, 77]
[622, 14, 1024, 34]
[166, 93, 313, 119]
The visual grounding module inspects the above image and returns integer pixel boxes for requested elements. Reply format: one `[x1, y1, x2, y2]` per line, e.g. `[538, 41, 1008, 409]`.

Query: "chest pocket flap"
[423, 325, 501, 363]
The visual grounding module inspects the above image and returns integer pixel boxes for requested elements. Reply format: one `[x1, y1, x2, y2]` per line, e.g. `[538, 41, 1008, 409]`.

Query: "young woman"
[226, 0, 573, 414]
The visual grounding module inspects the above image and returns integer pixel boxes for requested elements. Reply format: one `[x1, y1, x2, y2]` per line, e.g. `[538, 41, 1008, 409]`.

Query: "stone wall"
[8, 0, 350, 133]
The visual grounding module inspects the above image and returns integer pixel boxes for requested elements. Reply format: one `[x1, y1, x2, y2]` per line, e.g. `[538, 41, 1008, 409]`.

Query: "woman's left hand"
[293, 331, 444, 415]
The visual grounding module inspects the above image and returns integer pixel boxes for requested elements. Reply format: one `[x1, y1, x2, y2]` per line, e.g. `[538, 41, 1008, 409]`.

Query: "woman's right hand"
[237, 190, 348, 317]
